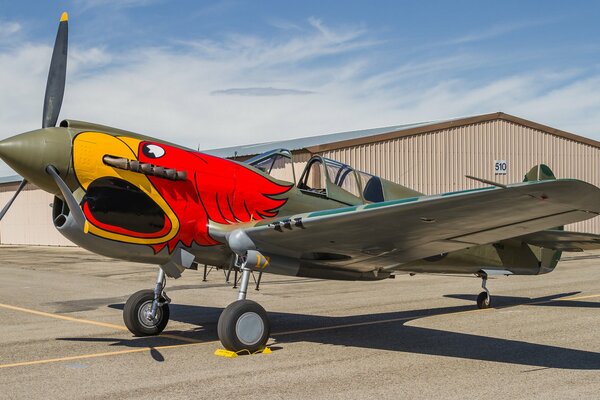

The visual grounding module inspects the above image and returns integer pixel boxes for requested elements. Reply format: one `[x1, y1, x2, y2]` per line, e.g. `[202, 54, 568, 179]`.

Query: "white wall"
[0, 185, 74, 246]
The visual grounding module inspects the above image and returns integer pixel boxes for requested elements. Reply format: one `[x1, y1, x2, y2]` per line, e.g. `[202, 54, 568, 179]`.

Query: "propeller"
[43, 12, 68, 129]
[0, 12, 68, 221]
[0, 180, 27, 221]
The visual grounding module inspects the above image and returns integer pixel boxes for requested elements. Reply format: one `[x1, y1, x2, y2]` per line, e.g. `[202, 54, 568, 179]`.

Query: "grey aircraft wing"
[238, 179, 600, 272]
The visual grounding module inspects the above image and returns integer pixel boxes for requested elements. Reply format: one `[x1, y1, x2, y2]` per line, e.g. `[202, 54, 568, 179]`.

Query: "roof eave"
[304, 112, 600, 153]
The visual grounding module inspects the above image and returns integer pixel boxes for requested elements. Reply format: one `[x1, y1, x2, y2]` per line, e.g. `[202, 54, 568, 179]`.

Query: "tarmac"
[0, 245, 598, 400]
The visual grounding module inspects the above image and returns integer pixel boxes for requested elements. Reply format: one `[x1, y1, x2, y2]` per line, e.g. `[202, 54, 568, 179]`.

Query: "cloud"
[444, 19, 555, 45]
[0, 21, 21, 39]
[211, 87, 314, 96]
[1, 16, 600, 178]
[268, 18, 302, 32]
[177, 19, 373, 69]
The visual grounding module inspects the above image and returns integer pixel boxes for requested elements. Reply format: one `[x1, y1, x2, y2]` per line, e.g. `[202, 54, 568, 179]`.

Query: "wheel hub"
[235, 312, 264, 346]
[139, 300, 162, 328]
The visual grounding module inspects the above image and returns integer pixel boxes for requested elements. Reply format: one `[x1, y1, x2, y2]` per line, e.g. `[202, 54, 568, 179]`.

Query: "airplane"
[2, 13, 600, 353]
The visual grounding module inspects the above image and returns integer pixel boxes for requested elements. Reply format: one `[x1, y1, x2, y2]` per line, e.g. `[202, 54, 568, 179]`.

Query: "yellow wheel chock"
[214, 346, 272, 358]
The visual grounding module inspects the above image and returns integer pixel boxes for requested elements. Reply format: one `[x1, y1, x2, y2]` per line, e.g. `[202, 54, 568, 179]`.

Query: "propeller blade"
[42, 12, 68, 129]
[0, 179, 27, 221]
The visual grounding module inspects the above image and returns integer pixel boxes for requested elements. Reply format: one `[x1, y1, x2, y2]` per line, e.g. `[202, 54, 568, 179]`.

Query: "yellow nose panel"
[72, 132, 179, 245]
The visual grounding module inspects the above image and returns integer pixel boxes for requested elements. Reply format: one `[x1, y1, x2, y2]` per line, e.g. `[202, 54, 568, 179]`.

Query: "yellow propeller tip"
[60, 12, 68, 22]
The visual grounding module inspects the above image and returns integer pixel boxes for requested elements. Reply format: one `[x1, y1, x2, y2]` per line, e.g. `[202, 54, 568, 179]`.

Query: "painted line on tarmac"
[272, 315, 420, 336]
[159, 333, 203, 343]
[1, 293, 596, 368]
[559, 293, 600, 301]
[272, 292, 599, 336]
[0, 342, 207, 370]
[496, 293, 600, 308]
[0, 302, 128, 331]
[272, 308, 493, 337]
[0, 302, 201, 344]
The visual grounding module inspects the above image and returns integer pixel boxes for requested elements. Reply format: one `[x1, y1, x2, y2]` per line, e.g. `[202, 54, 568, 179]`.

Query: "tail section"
[522, 164, 562, 274]
[523, 164, 556, 182]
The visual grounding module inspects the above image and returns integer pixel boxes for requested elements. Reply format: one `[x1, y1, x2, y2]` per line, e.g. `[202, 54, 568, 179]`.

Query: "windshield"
[245, 149, 295, 183]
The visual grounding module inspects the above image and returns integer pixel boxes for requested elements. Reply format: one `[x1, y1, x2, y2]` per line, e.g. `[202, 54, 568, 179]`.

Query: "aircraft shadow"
[55, 335, 179, 361]
[444, 292, 600, 309]
[63, 292, 600, 369]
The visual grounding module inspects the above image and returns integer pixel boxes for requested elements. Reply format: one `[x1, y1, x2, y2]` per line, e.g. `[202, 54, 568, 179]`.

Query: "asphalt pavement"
[0, 245, 598, 399]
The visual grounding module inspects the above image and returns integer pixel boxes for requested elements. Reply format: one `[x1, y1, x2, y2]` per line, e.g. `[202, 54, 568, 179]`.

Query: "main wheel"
[477, 291, 491, 309]
[217, 299, 270, 353]
[123, 289, 170, 336]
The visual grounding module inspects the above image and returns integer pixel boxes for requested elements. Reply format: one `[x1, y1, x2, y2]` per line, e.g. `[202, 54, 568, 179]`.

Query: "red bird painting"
[138, 142, 292, 253]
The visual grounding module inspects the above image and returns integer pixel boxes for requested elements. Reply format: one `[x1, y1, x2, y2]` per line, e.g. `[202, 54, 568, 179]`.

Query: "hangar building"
[2, 112, 600, 246]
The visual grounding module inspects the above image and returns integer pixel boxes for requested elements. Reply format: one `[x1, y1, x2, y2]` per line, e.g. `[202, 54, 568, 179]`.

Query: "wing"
[240, 179, 600, 271]
[518, 230, 600, 251]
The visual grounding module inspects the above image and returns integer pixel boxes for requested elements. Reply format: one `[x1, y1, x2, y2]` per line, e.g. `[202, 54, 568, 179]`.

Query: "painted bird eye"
[142, 143, 165, 159]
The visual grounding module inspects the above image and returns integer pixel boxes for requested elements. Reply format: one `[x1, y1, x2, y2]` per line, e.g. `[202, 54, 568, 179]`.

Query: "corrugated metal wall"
[0, 182, 73, 246]
[1, 118, 599, 245]
[320, 119, 600, 233]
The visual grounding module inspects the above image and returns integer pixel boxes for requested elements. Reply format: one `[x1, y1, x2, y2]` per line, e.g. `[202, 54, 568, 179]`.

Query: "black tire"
[123, 289, 170, 336]
[476, 291, 491, 309]
[217, 299, 270, 353]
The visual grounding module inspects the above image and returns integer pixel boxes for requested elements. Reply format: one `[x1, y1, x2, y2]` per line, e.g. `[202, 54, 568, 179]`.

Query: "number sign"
[494, 160, 507, 175]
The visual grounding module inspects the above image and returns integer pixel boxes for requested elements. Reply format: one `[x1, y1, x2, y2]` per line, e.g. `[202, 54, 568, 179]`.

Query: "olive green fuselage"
[0, 120, 559, 280]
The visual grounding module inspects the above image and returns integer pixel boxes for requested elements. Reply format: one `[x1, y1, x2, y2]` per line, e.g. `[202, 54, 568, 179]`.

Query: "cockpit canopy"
[297, 157, 384, 205]
[245, 149, 296, 183]
[245, 148, 417, 206]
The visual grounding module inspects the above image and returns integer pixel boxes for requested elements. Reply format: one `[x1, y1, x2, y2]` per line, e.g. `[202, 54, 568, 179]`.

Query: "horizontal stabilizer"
[519, 230, 600, 252]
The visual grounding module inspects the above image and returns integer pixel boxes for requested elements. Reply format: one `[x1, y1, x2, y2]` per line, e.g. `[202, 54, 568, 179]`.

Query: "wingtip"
[60, 11, 68, 22]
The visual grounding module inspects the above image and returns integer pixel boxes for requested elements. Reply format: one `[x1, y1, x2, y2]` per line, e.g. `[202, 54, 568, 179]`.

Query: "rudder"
[523, 163, 562, 274]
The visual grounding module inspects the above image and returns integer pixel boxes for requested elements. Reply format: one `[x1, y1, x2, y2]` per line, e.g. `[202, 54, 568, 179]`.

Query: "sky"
[1, 1, 600, 176]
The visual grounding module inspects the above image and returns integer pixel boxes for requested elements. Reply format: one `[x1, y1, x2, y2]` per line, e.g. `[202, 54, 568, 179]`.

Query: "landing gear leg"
[255, 270, 263, 291]
[123, 268, 171, 336]
[477, 274, 491, 309]
[217, 254, 270, 352]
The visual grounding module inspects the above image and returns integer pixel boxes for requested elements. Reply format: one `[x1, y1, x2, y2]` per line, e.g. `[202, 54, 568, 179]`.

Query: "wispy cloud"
[267, 18, 302, 32]
[1, 16, 599, 177]
[445, 19, 554, 45]
[188, 0, 240, 18]
[0, 20, 21, 39]
[179, 18, 374, 69]
[211, 87, 314, 96]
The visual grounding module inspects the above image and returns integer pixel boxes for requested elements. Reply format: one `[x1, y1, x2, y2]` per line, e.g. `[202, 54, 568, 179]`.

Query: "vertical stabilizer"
[523, 164, 556, 182]
[523, 164, 562, 273]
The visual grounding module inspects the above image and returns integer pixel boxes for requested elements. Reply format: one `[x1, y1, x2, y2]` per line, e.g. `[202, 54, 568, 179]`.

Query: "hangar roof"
[203, 112, 600, 158]
[1, 112, 599, 184]
[203, 120, 437, 158]
[0, 175, 22, 185]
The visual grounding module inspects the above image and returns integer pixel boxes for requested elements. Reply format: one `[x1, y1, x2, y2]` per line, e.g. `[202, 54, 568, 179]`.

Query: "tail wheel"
[217, 299, 270, 353]
[124, 289, 170, 336]
[477, 291, 491, 309]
